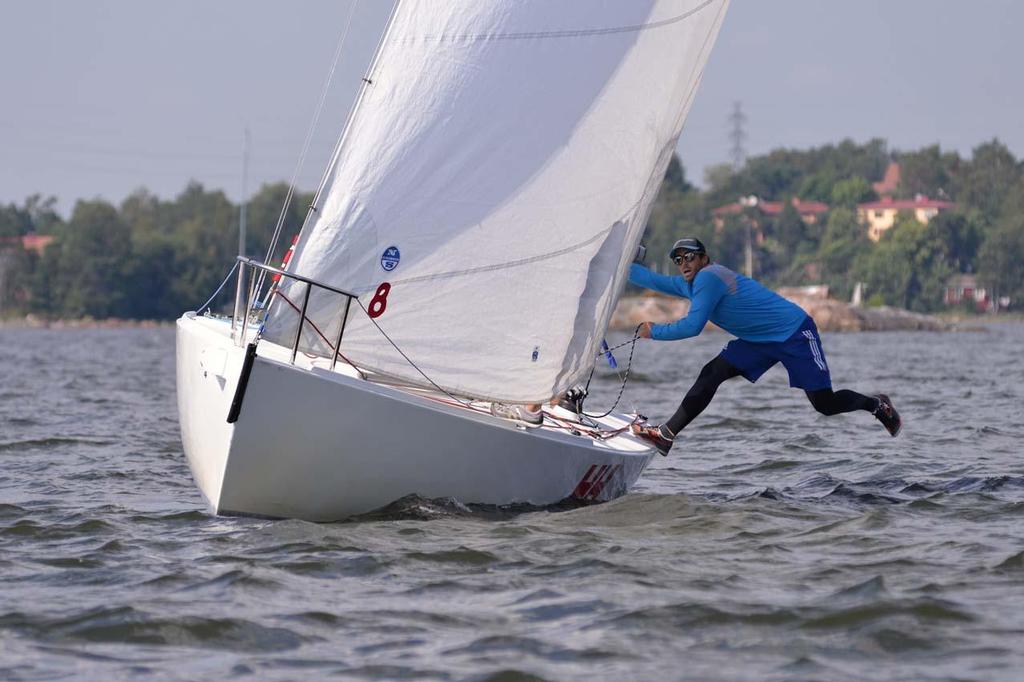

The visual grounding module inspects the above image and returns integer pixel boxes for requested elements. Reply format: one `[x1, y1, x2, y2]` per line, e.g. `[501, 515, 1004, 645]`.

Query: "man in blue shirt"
[628, 237, 901, 455]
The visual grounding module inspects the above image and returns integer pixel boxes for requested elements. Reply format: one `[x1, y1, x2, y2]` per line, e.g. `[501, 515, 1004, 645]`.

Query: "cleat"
[872, 394, 902, 437]
[490, 402, 543, 426]
[557, 385, 587, 414]
[630, 422, 674, 456]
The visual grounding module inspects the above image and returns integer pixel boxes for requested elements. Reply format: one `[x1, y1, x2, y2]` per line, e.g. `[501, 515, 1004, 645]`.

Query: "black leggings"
[664, 354, 877, 435]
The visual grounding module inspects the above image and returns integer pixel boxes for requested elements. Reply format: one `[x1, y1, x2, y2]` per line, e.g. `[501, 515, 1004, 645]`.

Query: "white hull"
[176, 313, 656, 521]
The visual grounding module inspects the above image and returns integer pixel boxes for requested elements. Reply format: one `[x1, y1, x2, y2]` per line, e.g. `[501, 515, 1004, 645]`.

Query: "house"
[0, 234, 55, 255]
[944, 273, 989, 311]
[857, 195, 954, 241]
[20, 234, 55, 254]
[712, 196, 829, 232]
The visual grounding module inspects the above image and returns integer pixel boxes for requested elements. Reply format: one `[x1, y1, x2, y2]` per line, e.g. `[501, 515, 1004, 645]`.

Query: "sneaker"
[490, 402, 543, 425]
[630, 423, 674, 456]
[872, 394, 902, 437]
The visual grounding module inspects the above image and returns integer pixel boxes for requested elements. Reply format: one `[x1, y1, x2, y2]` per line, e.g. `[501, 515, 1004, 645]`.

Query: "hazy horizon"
[2, 1, 1021, 215]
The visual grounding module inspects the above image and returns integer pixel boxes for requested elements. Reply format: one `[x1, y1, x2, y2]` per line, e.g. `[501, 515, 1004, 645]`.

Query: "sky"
[1, 1, 1021, 215]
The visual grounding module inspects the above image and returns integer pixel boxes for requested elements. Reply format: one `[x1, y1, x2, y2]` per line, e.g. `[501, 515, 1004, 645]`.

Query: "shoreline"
[608, 293, 1010, 333]
[0, 315, 174, 329]
[1, 307, 1017, 332]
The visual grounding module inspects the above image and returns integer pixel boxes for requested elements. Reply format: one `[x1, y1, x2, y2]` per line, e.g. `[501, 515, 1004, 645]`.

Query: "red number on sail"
[368, 282, 391, 319]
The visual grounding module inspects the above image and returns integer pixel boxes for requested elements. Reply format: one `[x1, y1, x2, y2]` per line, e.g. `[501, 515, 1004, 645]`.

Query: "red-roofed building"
[712, 196, 829, 231]
[857, 195, 955, 241]
[0, 234, 55, 255]
[20, 234, 55, 254]
[944, 274, 990, 311]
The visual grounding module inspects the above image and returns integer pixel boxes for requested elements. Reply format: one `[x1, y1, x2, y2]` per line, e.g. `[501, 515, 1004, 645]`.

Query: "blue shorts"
[720, 316, 832, 391]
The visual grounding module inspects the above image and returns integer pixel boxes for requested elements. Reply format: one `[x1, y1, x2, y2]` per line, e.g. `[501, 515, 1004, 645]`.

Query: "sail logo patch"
[380, 246, 401, 272]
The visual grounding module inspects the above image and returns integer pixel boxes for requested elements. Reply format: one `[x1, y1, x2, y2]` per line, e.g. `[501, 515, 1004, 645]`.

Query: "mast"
[240, 127, 250, 258]
[232, 127, 251, 334]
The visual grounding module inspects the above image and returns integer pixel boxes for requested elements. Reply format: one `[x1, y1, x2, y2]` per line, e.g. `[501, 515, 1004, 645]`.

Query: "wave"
[0, 436, 117, 452]
[0, 606, 309, 652]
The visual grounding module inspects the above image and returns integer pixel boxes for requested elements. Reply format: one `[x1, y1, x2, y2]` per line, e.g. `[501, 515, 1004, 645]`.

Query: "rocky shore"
[609, 288, 952, 333]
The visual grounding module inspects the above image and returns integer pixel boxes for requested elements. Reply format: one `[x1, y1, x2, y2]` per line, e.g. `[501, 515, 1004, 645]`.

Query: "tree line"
[1, 138, 1022, 319]
[0, 183, 310, 319]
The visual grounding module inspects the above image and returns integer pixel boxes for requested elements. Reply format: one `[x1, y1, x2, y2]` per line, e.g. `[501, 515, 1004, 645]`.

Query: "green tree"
[773, 200, 806, 253]
[165, 182, 237, 311]
[926, 211, 982, 274]
[811, 208, 870, 299]
[954, 139, 1021, 220]
[896, 145, 959, 199]
[830, 177, 877, 208]
[706, 138, 888, 206]
[978, 215, 1024, 309]
[854, 218, 951, 311]
[49, 200, 133, 318]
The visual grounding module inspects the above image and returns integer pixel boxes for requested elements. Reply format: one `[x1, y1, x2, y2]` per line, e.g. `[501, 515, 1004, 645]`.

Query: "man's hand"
[638, 321, 653, 339]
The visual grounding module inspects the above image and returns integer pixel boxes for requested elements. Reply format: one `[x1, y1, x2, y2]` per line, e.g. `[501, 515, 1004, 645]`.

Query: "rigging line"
[196, 260, 239, 314]
[354, 298, 475, 408]
[406, 0, 718, 44]
[600, 336, 641, 355]
[258, 0, 361, 293]
[584, 324, 642, 419]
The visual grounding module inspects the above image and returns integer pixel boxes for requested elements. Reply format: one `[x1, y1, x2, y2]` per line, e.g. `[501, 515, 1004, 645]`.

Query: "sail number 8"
[367, 282, 391, 319]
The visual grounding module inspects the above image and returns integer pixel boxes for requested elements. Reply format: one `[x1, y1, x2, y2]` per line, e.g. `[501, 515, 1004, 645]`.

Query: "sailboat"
[176, 0, 730, 521]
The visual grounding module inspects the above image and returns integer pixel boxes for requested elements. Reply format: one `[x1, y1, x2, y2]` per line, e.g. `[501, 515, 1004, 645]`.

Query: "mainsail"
[264, 0, 730, 403]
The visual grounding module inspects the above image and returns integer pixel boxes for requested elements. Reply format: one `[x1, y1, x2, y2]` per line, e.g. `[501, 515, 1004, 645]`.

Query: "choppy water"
[2, 323, 1023, 680]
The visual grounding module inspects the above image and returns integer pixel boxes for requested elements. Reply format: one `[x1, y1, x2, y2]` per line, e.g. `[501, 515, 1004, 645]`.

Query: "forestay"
[263, 0, 730, 403]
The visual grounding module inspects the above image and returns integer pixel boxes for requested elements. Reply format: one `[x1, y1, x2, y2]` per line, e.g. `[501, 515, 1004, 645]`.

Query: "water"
[2, 323, 1023, 680]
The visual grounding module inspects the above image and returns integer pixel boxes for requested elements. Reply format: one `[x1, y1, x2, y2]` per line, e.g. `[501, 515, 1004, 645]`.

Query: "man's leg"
[664, 355, 743, 435]
[805, 389, 876, 416]
[806, 389, 902, 435]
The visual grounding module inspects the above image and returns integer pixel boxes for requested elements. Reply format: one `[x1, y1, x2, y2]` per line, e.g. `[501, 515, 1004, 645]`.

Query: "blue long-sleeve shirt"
[628, 263, 807, 342]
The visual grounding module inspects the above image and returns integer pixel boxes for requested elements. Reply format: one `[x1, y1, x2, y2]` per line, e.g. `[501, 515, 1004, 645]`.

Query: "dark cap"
[669, 237, 707, 258]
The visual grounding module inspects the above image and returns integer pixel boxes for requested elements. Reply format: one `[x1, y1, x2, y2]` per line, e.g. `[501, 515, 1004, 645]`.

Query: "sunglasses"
[672, 252, 701, 265]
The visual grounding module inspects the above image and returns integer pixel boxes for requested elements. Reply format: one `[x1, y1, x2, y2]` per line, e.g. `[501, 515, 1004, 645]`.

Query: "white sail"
[264, 0, 730, 403]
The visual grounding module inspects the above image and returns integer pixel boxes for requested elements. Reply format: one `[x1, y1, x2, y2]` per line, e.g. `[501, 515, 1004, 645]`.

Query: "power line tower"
[728, 101, 747, 171]
[728, 102, 753, 275]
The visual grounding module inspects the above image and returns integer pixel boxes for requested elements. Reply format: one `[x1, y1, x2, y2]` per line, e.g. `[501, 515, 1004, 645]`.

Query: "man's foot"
[490, 402, 543, 425]
[630, 423, 674, 456]
[872, 394, 902, 437]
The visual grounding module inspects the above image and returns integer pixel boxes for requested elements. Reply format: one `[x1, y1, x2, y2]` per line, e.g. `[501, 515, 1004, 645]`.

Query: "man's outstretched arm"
[628, 263, 690, 298]
[647, 271, 727, 340]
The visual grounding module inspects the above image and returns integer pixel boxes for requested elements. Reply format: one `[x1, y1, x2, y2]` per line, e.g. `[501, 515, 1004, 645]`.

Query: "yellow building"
[857, 195, 955, 241]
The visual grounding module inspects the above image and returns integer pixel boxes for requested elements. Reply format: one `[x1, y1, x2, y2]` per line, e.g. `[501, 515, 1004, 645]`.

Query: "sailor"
[628, 237, 901, 455]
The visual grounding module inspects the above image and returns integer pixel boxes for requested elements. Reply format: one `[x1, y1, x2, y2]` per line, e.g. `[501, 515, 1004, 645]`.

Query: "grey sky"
[1, 1, 1020, 215]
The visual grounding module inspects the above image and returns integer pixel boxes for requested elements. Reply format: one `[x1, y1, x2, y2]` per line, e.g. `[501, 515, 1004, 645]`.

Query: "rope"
[583, 324, 642, 419]
[354, 298, 475, 408]
[196, 260, 239, 314]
